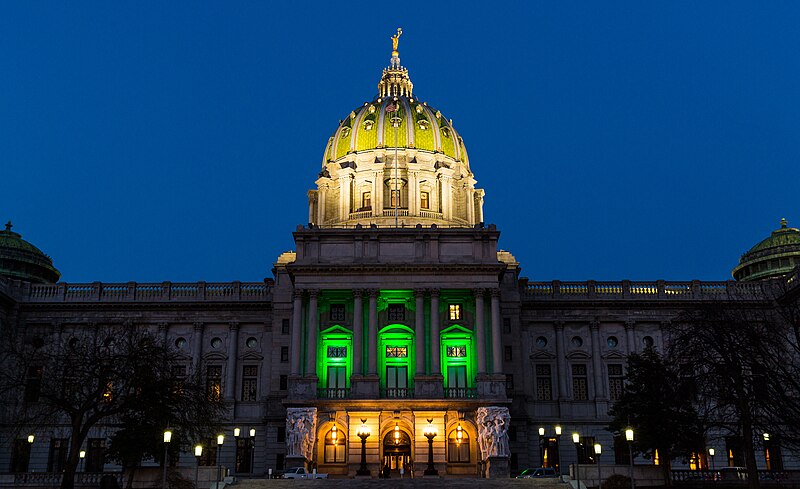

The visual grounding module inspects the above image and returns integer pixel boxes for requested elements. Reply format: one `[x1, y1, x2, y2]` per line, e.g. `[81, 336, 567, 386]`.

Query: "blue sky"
[2, 2, 798, 283]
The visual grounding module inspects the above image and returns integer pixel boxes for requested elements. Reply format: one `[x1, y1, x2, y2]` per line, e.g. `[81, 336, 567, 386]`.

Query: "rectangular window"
[765, 438, 783, 471]
[362, 192, 371, 210]
[535, 364, 553, 401]
[206, 366, 222, 401]
[241, 365, 258, 401]
[503, 317, 512, 334]
[86, 438, 105, 473]
[390, 189, 400, 207]
[281, 318, 290, 335]
[235, 438, 253, 473]
[387, 304, 405, 321]
[420, 191, 429, 209]
[504, 345, 513, 361]
[446, 345, 467, 357]
[327, 346, 347, 358]
[608, 364, 624, 401]
[279, 375, 288, 390]
[48, 438, 69, 473]
[447, 365, 467, 389]
[24, 366, 43, 402]
[172, 364, 187, 395]
[448, 304, 462, 321]
[280, 346, 289, 362]
[572, 364, 588, 400]
[385, 346, 408, 358]
[198, 438, 217, 466]
[614, 436, 631, 465]
[385, 365, 408, 398]
[505, 374, 515, 397]
[327, 366, 346, 396]
[329, 304, 345, 322]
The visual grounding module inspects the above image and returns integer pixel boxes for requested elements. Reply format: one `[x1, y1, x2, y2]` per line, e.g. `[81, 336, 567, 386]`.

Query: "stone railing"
[23, 281, 271, 303]
[525, 280, 767, 301]
[8, 472, 123, 487]
[382, 208, 410, 217]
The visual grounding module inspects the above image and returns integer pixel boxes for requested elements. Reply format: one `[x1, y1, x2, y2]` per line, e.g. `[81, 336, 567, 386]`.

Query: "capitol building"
[1, 30, 799, 485]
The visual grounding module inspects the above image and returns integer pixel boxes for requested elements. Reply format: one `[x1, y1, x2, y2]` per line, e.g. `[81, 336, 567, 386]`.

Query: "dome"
[309, 30, 483, 228]
[0, 221, 61, 284]
[732, 218, 800, 281]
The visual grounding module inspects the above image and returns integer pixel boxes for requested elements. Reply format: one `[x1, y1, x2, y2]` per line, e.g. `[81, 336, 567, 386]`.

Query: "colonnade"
[289, 288, 504, 380]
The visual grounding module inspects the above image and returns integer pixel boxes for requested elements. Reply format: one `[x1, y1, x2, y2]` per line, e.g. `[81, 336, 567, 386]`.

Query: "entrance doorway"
[382, 429, 412, 477]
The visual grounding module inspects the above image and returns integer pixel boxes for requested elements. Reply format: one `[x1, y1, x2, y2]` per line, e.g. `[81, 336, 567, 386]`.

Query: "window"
[10, 439, 31, 473]
[572, 364, 588, 400]
[330, 304, 345, 322]
[726, 437, 744, 467]
[86, 438, 105, 473]
[281, 318, 290, 335]
[420, 191, 429, 209]
[277, 427, 286, 443]
[280, 346, 289, 362]
[241, 366, 258, 401]
[326, 366, 346, 398]
[48, 438, 69, 473]
[206, 366, 222, 401]
[324, 427, 347, 463]
[505, 374, 515, 397]
[447, 427, 470, 463]
[503, 317, 511, 334]
[446, 345, 466, 357]
[608, 364, 624, 401]
[388, 304, 405, 321]
[235, 438, 253, 473]
[504, 345, 513, 361]
[327, 346, 347, 358]
[577, 436, 596, 464]
[171, 365, 187, 395]
[535, 364, 553, 401]
[362, 192, 371, 210]
[24, 366, 43, 402]
[447, 365, 467, 389]
[198, 438, 217, 466]
[386, 346, 408, 358]
[614, 436, 631, 465]
[385, 365, 408, 398]
[279, 375, 288, 390]
[448, 304, 462, 321]
[607, 336, 619, 348]
[535, 336, 548, 348]
[390, 189, 401, 207]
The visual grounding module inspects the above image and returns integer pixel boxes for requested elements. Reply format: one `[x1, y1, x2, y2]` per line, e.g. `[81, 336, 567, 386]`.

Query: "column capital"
[489, 288, 501, 298]
[428, 288, 440, 298]
[308, 289, 320, 298]
[193, 321, 204, 332]
[624, 319, 636, 330]
[293, 289, 304, 300]
[414, 288, 426, 298]
[368, 288, 379, 298]
[157, 321, 168, 332]
[353, 289, 364, 298]
[553, 320, 564, 330]
[229, 321, 240, 331]
[473, 288, 486, 298]
[589, 318, 600, 330]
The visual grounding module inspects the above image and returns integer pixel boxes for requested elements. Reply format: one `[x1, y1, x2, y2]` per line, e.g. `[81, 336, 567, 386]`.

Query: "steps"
[235, 477, 566, 489]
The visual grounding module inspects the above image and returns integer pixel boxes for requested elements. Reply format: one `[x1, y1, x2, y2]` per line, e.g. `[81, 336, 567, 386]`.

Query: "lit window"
[362, 192, 371, 210]
[449, 304, 462, 321]
[206, 366, 222, 401]
[446, 345, 467, 357]
[327, 346, 347, 358]
[448, 426, 470, 463]
[420, 191, 429, 209]
[390, 189, 401, 207]
[386, 346, 408, 358]
[324, 428, 347, 463]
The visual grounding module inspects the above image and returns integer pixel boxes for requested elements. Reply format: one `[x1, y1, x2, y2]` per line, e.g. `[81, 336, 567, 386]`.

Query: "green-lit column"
[353, 290, 363, 375]
[474, 288, 486, 374]
[430, 289, 441, 375]
[306, 290, 319, 376]
[415, 289, 425, 375]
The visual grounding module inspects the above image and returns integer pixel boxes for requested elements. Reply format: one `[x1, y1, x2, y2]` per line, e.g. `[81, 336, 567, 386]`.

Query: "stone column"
[466, 187, 475, 225]
[590, 319, 604, 399]
[290, 290, 303, 376]
[318, 185, 327, 224]
[490, 289, 503, 374]
[625, 320, 636, 354]
[158, 322, 169, 347]
[225, 321, 239, 400]
[368, 290, 378, 375]
[408, 171, 418, 216]
[306, 290, 319, 377]
[430, 289, 441, 375]
[371, 173, 379, 217]
[415, 289, 425, 375]
[474, 289, 487, 374]
[192, 322, 204, 372]
[554, 321, 568, 399]
[352, 290, 363, 376]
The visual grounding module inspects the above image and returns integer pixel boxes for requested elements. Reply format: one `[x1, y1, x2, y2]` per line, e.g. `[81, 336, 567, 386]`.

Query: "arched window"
[447, 425, 470, 463]
[323, 426, 346, 463]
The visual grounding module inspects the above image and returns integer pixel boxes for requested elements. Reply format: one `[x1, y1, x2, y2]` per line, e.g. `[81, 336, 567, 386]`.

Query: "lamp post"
[162, 429, 172, 489]
[625, 428, 635, 489]
[233, 428, 240, 474]
[216, 434, 224, 489]
[249, 429, 256, 475]
[555, 425, 562, 475]
[594, 443, 602, 488]
[539, 427, 546, 467]
[708, 447, 715, 479]
[572, 433, 581, 489]
[194, 445, 203, 489]
[79, 450, 86, 473]
[356, 419, 370, 476]
[424, 418, 438, 476]
[763, 433, 771, 472]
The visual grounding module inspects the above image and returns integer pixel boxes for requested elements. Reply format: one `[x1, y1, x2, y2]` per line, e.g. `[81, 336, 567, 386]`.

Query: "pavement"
[235, 477, 567, 489]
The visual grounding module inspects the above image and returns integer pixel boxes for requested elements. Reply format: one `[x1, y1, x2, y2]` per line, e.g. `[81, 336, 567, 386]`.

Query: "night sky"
[2, 2, 798, 283]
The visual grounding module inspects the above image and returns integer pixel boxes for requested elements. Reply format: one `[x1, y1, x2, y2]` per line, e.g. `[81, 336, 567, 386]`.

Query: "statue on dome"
[391, 27, 403, 53]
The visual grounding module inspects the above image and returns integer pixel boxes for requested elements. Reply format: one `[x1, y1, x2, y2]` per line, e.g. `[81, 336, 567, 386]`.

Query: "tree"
[0, 324, 225, 489]
[608, 347, 705, 486]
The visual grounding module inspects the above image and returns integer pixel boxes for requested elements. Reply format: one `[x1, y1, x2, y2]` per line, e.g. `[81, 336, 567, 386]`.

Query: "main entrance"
[382, 429, 412, 476]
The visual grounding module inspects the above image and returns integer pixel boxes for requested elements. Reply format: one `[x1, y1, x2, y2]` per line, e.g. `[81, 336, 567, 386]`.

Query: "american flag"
[385, 101, 397, 112]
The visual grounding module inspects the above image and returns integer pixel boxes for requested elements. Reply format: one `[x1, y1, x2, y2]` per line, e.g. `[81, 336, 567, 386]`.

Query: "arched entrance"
[382, 428, 412, 477]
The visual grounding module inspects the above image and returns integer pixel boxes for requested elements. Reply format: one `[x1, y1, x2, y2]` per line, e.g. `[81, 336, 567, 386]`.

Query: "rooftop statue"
[391, 27, 402, 53]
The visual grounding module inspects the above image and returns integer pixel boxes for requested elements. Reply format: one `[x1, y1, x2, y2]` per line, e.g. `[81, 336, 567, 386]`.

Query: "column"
[474, 289, 487, 374]
[466, 187, 475, 225]
[415, 289, 425, 375]
[590, 320, 604, 399]
[290, 290, 303, 375]
[318, 185, 327, 224]
[353, 290, 364, 376]
[158, 322, 169, 347]
[625, 319, 636, 355]
[490, 289, 503, 374]
[430, 289, 440, 375]
[306, 290, 319, 377]
[368, 290, 378, 375]
[225, 321, 239, 400]
[371, 173, 379, 217]
[554, 321, 568, 399]
[192, 322, 204, 372]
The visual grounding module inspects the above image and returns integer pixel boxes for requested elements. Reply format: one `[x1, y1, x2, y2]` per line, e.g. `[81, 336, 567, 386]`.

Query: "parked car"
[517, 467, 559, 478]
[282, 467, 329, 479]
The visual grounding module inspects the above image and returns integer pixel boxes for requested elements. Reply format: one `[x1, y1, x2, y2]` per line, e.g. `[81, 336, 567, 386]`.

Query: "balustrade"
[21, 281, 270, 302]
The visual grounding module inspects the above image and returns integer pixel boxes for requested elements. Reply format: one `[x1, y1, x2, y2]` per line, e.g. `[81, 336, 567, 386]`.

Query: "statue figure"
[391, 27, 403, 52]
[286, 407, 318, 461]
[476, 406, 511, 458]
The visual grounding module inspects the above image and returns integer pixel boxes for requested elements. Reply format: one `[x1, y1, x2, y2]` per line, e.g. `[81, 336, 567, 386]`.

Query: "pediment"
[530, 349, 555, 360]
[565, 350, 590, 360]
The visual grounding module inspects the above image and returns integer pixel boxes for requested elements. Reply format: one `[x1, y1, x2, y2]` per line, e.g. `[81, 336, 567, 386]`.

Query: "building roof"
[732, 218, 800, 281]
[0, 221, 61, 284]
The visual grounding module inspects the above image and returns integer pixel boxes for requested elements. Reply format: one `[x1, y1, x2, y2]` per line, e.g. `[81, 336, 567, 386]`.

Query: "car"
[517, 467, 559, 479]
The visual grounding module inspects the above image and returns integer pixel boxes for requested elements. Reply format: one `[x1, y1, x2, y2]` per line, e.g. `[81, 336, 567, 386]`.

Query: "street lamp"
[555, 425, 562, 475]
[356, 419, 370, 476]
[708, 447, 715, 474]
[216, 434, 224, 488]
[79, 450, 86, 473]
[594, 443, 602, 488]
[194, 445, 203, 489]
[249, 429, 256, 475]
[625, 428, 635, 489]
[27, 434, 35, 444]
[424, 418, 438, 476]
[572, 433, 581, 489]
[162, 429, 172, 489]
[539, 427, 546, 467]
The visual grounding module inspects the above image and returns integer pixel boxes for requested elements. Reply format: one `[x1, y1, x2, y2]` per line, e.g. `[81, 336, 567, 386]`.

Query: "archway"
[382, 427, 412, 477]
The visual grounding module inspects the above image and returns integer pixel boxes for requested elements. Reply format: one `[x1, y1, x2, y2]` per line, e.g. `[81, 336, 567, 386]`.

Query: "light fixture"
[332, 424, 338, 441]
[539, 427, 545, 437]
[234, 427, 241, 438]
[194, 445, 203, 457]
[79, 450, 86, 459]
[249, 428, 256, 438]
[163, 429, 172, 444]
[456, 423, 463, 444]
[394, 422, 400, 443]
[594, 443, 602, 455]
[555, 425, 562, 436]
[217, 434, 224, 445]
[572, 432, 580, 444]
[708, 447, 715, 457]
[625, 428, 634, 442]
[763, 433, 770, 441]
[27, 434, 35, 444]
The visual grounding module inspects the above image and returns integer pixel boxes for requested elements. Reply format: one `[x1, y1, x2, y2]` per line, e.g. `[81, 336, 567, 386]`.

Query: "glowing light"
[27, 434, 34, 444]
[217, 434, 224, 445]
[625, 428, 634, 442]
[194, 445, 203, 457]
[163, 430, 172, 443]
[572, 432, 580, 444]
[538, 427, 545, 437]
[250, 428, 256, 438]
[234, 428, 241, 437]
[555, 425, 562, 436]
